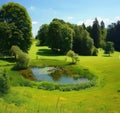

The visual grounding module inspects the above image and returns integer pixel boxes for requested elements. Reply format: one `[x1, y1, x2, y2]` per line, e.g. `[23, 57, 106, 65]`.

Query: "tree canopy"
[36, 24, 49, 46]
[106, 21, 120, 51]
[72, 25, 95, 55]
[48, 19, 74, 54]
[0, 2, 32, 53]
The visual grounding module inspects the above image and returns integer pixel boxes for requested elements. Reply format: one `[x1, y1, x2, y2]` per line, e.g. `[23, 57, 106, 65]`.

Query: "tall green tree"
[91, 18, 101, 48]
[0, 2, 32, 52]
[107, 21, 120, 51]
[36, 24, 49, 45]
[0, 22, 10, 53]
[48, 19, 74, 54]
[0, 22, 23, 54]
[100, 21, 107, 48]
[72, 25, 94, 55]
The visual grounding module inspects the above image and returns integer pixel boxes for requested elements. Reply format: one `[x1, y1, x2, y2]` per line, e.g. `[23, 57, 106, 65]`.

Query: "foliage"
[38, 80, 96, 91]
[10, 45, 22, 58]
[72, 25, 94, 55]
[0, 70, 10, 94]
[36, 24, 49, 45]
[91, 18, 101, 48]
[11, 45, 30, 69]
[86, 18, 107, 49]
[92, 47, 98, 56]
[107, 21, 120, 51]
[47, 19, 74, 54]
[0, 2, 32, 52]
[16, 52, 30, 69]
[67, 50, 79, 64]
[100, 21, 107, 48]
[104, 41, 114, 56]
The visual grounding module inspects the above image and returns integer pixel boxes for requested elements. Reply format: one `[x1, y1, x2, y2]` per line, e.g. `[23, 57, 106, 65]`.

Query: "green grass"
[0, 40, 120, 113]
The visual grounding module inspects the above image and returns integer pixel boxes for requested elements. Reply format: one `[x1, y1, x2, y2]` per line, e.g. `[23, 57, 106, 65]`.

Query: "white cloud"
[85, 19, 94, 26]
[67, 16, 74, 20]
[77, 17, 110, 27]
[113, 16, 120, 22]
[97, 17, 110, 23]
[29, 6, 35, 11]
[77, 19, 94, 26]
[32, 21, 38, 25]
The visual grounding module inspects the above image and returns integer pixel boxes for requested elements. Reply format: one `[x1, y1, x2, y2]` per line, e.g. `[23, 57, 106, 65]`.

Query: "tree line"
[36, 18, 117, 55]
[0, 2, 119, 56]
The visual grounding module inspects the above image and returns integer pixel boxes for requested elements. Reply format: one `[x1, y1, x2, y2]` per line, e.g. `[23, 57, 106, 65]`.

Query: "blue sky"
[0, 0, 120, 36]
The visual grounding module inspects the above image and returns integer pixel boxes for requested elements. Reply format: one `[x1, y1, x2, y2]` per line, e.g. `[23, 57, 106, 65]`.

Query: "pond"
[31, 67, 89, 84]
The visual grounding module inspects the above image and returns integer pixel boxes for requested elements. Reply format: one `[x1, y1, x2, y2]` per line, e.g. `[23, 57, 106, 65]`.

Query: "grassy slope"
[0, 40, 120, 113]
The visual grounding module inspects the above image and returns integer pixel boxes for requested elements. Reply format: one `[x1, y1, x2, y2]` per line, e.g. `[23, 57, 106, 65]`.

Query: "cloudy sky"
[0, 0, 120, 36]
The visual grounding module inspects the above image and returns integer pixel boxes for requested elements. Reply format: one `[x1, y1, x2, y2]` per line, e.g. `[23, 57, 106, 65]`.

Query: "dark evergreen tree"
[72, 25, 94, 55]
[100, 21, 107, 48]
[91, 18, 101, 48]
[107, 21, 120, 51]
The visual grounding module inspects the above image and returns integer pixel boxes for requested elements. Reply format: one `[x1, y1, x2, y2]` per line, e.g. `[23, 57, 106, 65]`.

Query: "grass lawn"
[0, 40, 120, 113]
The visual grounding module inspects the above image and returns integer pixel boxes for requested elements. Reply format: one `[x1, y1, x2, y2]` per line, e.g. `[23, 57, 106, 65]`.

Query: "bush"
[0, 70, 10, 94]
[11, 45, 30, 69]
[92, 47, 98, 56]
[104, 41, 114, 56]
[16, 52, 30, 69]
[67, 50, 79, 64]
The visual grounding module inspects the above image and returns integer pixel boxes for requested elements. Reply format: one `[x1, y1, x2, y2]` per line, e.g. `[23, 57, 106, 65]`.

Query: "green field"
[0, 40, 120, 113]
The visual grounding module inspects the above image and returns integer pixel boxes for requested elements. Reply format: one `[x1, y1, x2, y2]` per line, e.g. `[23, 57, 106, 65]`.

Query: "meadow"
[0, 40, 120, 113]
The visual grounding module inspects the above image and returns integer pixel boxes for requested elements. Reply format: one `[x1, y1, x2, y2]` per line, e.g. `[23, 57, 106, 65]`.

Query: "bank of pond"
[19, 65, 97, 91]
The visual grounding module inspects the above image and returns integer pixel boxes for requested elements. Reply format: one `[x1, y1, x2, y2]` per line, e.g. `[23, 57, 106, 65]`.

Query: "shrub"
[16, 52, 30, 69]
[67, 50, 79, 64]
[104, 41, 114, 56]
[0, 70, 10, 94]
[92, 47, 98, 56]
[11, 45, 30, 69]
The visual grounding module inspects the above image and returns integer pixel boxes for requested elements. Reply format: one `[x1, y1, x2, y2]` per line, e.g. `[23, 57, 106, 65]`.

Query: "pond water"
[31, 67, 89, 84]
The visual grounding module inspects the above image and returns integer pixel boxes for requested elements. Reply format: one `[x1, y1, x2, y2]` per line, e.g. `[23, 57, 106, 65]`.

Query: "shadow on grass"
[0, 57, 16, 63]
[102, 54, 111, 57]
[0, 57, 15, 67]
[36, 48, 63, 56]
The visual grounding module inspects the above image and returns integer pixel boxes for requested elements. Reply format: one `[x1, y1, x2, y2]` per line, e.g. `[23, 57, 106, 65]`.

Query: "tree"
[107, 21, 120, 51]
[0, 22, 11, 54]
[100, 21, 107, 48]
[72, 25, 95, 55]
[91, 18, 101, 48]
[36, 24, 49, 45]
[67, 50, 79, 64]
[48, 19, 74, 54]
[0, 22, 23, 54]
[0, 2, 32, 52]
[104, 41, 114, 56]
